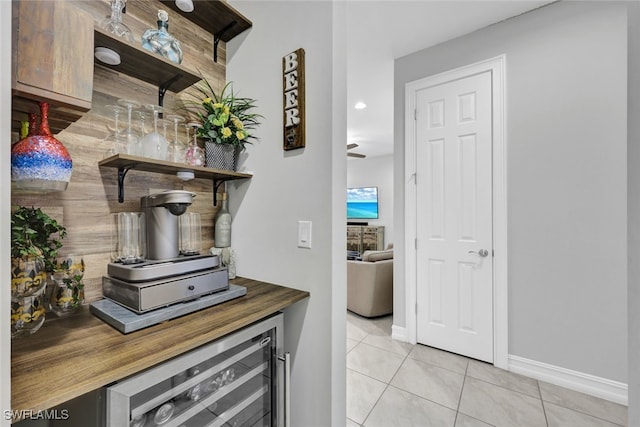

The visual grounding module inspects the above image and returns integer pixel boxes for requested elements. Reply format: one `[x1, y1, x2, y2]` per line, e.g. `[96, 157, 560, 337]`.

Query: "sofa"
[347, 248, 393, 317]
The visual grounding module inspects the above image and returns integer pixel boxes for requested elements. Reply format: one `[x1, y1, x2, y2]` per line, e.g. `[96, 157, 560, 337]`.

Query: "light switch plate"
[298, 221, 312, 249]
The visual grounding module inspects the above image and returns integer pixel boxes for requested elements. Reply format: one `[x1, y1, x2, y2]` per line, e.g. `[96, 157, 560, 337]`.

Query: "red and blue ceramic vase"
[11, 102, 73, 192]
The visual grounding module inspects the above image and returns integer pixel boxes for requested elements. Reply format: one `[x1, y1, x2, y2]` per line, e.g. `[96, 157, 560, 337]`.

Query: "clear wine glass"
[99, 0, 134, 43]
[165, 114, 186, 163]
[142, 104, 168, 160]
[116, 99, 142, 156]
[185, 122, 206, 167]
[103, 104, 127, 157]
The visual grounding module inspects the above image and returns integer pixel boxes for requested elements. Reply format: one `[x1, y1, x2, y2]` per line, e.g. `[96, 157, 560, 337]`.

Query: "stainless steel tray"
[102, 267, 229, 313]
[107, 254, 220, 282]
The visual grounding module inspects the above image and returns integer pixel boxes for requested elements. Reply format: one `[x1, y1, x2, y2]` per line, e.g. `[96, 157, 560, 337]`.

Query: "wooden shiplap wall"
[11, 0, 230, 303]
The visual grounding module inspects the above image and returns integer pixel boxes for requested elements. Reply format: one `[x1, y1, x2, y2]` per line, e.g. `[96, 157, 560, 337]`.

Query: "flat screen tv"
[347, 187, 379, 219]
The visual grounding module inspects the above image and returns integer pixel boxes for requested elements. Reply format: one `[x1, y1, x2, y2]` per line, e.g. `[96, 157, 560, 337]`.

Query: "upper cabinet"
[11, 0, 94, 134]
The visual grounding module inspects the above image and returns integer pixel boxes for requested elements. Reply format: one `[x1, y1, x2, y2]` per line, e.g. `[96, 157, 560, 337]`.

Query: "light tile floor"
[346, 312, 628, 427]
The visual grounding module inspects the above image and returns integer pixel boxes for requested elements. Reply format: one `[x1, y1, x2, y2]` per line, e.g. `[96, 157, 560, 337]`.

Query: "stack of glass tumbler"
[10, 255, 85, 338]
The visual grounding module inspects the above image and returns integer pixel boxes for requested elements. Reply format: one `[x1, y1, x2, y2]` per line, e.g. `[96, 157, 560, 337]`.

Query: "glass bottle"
[141, 10, 183, 65]
[99, 0, 134, 43]
[214, 193, 231, 248]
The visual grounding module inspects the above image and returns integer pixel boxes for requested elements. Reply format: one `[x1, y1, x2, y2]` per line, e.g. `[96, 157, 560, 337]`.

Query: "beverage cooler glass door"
[107, 313, 283, 427]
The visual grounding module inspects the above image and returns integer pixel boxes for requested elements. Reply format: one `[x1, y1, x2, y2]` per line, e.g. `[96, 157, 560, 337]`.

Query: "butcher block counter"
[11, 277, 309, 414]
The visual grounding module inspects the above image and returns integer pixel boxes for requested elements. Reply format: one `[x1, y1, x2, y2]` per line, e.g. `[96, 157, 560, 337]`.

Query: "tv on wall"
[347, 187, 379, 219]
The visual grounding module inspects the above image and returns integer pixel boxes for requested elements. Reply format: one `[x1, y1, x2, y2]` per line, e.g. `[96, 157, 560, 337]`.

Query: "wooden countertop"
[11, 277, 309, 413]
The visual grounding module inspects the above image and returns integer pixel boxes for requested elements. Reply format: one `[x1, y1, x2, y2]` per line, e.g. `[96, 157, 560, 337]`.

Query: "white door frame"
[404, 55, 508, 369]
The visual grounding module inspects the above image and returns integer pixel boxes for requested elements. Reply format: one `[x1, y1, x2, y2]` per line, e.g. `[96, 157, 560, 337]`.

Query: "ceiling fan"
[347, 143, 366, 158]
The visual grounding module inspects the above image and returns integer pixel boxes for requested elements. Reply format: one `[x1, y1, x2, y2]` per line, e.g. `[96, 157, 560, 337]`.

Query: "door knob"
[468, 249, 489, 257]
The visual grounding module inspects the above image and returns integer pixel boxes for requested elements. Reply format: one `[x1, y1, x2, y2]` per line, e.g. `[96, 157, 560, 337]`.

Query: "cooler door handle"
[278, 352, 291, 427]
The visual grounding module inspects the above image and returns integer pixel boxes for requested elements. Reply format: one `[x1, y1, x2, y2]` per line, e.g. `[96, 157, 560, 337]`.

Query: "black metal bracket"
[213, 21, 237, 63]
[158, 75, 183, 116]
[117, 167, 133, 203]
[213, 179, 228, 206]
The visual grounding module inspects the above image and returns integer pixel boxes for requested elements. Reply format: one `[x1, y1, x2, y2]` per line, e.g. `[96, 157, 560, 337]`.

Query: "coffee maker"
[141, 190, 194, 260]
[102, 190, 229, 313]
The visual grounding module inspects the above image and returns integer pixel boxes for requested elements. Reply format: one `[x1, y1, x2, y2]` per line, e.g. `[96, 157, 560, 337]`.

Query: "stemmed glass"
[48, 254, 85, 317]
[99, 0, 134, 43]
[103, 104, 127, 157]
[142, 104, 168, 160]
[117, 99, 142, 156]
[185, 122, 206, 166]
[165, 115, 186, 163]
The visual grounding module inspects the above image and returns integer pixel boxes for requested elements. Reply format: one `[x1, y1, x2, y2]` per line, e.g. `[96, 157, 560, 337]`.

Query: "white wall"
[394, 2, 628, 384]
[1, 1, 11, 425]
[627, 3, 640, 423]
[226, 2, 346, 426]
[347, 154, 393, 246]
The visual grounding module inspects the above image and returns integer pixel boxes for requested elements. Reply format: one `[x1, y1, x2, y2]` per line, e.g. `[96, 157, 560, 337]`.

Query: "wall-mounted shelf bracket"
[213, 178, 230, 206]
[158, 74, 182, 111]
[213, 21, 237, 63]
[117, 166, 133, 203]
[99, 154, 252, 205]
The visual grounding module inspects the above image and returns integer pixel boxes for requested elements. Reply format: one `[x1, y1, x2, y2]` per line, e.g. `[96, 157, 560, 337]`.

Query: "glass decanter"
[141, 9, 183, 65]
[185, 122, 206, 167]
[165, 114, 186, 163]
[99, 0, 134, 43]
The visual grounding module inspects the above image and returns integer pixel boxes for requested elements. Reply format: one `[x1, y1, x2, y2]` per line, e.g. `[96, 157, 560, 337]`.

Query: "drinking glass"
[48, 254, 85, 317]
[11, 288, 46, 338]
[111, 212, 146, 264]
[185, 122, 205, 167]
[179, 212, 202, 255]
[102, 104, 127, 157]
[117, 98, 142, 156]
[142, 104, 168, 160]
[165, 114, 186, 163]
[99, 0, 134, 43]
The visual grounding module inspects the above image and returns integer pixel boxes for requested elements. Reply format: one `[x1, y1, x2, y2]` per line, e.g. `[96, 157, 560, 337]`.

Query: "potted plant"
[10, 207, 66, 337]
[182, 78, 262, 171]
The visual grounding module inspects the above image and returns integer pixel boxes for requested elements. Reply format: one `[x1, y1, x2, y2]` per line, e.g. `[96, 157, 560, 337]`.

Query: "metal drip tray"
[107, 254, 219, 282]
[102, 267, 229, 313]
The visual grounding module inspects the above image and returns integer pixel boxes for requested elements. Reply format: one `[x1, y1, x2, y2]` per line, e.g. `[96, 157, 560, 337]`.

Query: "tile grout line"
[537, 380, 550, 427]
[452, 361, 470, 427]
[360, 320, 415, 427]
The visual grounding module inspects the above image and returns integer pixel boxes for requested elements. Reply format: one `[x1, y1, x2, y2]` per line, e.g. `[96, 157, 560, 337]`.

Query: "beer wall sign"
[283, 48, 305, 150]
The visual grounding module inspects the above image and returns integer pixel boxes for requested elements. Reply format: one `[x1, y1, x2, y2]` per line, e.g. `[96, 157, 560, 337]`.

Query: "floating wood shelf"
[159, 0, 252, 41]
[159, 0, 252, 62]
[94, 27, 201, 94]
[99, 153, 252, 205]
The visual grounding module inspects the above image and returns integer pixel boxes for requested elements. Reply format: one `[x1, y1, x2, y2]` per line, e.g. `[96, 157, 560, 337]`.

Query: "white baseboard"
[508, 355, 628, 406]
[391, 325, 409, 343]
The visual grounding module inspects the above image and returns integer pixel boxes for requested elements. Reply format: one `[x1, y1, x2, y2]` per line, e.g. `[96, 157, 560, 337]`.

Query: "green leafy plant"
[182, 79, 262, 152]
[11, 206, 67, 271]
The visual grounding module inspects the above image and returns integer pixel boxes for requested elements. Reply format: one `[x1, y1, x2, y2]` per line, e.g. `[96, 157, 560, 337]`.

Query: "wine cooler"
[106, 313, 287, 427]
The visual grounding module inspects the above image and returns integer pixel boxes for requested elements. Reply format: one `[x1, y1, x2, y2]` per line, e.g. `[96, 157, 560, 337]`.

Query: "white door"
[415, 71, 493, 363]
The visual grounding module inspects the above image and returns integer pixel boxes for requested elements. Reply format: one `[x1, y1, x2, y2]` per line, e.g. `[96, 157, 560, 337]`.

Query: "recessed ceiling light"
[354, 102, 367, 110]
